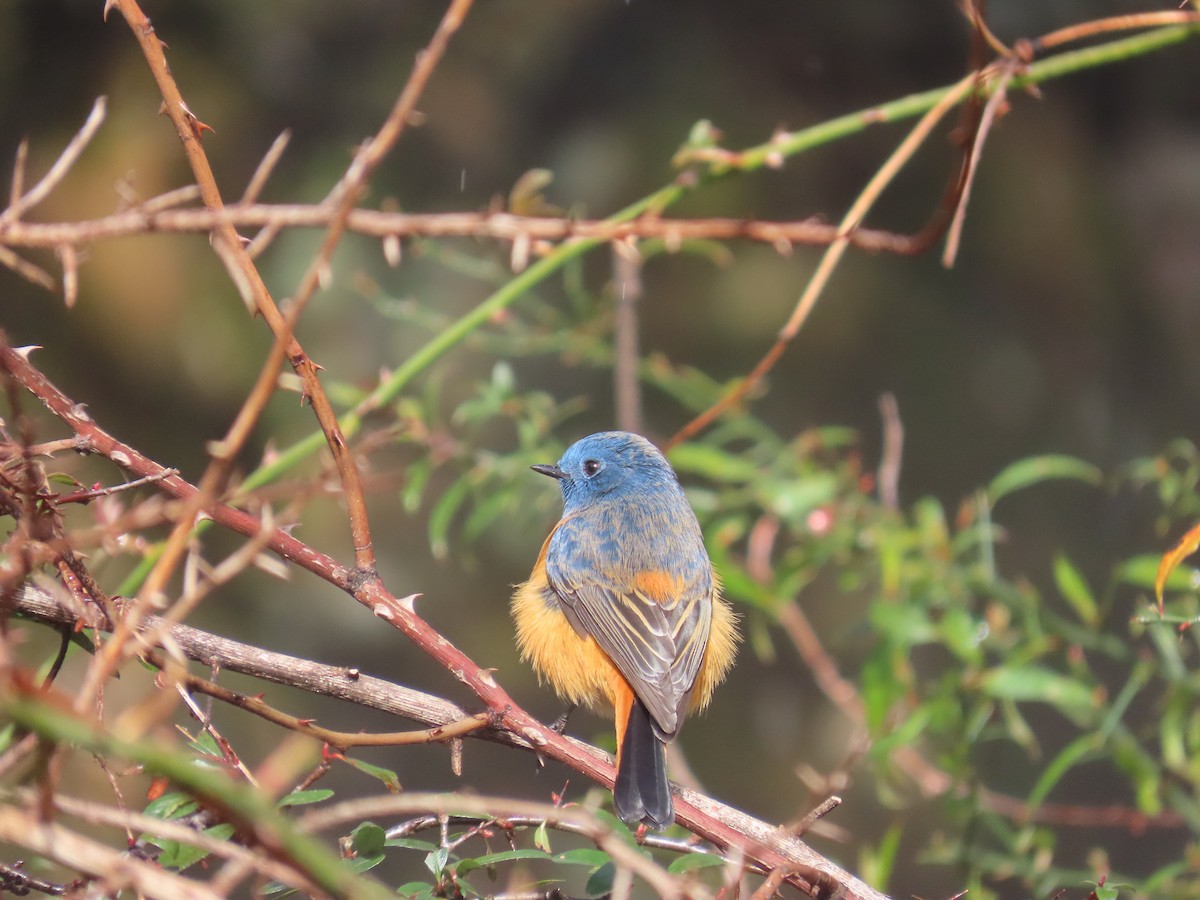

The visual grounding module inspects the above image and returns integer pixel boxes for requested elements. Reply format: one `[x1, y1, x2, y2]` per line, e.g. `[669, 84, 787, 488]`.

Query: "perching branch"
[0, 336, 889, 900]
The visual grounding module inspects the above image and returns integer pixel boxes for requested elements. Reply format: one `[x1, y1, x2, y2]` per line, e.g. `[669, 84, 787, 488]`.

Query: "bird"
[512, 431, 738, 828]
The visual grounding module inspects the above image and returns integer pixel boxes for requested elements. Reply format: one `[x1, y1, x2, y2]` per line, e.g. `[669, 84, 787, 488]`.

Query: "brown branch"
[941, 59, 1018, 267]
[0, 203, 934, 255]
[0, 804, 220, 900]
[43, 789, 318, 894]
[612, 239, 644, 435]
[876, 392, 903, 510]
[105, 0, 378, 589]
[0, 335, 889, 900]
[157, 654, 491, 749]
[0, 97, 107, 225]
[1029, 11, 1200, 55]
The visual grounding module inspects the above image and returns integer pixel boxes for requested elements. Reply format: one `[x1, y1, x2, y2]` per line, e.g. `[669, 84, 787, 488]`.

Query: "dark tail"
[614, 699, 674, 829]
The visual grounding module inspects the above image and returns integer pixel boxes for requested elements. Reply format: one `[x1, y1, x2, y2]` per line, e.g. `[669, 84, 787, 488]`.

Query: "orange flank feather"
[511, 550, 737, 733]
[631, 570, 686, 602]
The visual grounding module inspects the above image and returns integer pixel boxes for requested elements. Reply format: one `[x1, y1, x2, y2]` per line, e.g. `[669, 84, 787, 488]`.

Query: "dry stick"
[612, 239, 644, 435]
[0, 97, 107, 226]
[876, 392, 903, 511]
[154, 654, 491, 749]
[74, 292, 300, 710]
[0, 342, 889, 900]
[45, 790, 319, 895]
[273, 0, 474, 576]
[666, 72, 979, 452]
[7, 138, 27, 210]
[0, 205, 924, 253]
[105, 0, 376, 583]
[0, 245, 54, 291]
[1031, 10, 1200, 54]
[957, 0, 1014, 58]
[941, 60, 1017, 267]
[241, 130, 291, 206]
[0, 804, 220, 900]
[288, 0, 476, 320]
[14, 583, 495, 748]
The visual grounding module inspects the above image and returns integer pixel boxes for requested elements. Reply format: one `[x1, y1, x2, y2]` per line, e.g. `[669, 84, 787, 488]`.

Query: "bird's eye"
[582, 459, 602, 477]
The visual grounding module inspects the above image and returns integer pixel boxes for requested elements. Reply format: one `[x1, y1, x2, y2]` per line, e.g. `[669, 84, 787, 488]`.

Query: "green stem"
[3, 695, 391, 900]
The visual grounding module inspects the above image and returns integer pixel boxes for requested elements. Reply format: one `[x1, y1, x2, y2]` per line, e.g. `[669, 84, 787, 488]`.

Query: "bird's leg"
[549, 703, 577, 736]
[533, 705, 578, 773]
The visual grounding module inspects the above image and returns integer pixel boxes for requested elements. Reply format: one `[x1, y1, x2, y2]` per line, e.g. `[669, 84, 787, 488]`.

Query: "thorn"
[102, 0, 119, 21]
[383, 234, 402, 267]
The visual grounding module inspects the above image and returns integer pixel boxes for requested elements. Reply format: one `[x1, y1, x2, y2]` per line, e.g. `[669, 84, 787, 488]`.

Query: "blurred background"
[2, 1, 1198, 897]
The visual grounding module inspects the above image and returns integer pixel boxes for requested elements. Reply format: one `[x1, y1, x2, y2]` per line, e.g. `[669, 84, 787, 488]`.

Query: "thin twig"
[0, 97, 107, 225]
[0, 245, 55, 291]
[666, 72, 980, 451]
[107, 0, 379, 589]
[612, 239, 643, 435]
[46, 790, 317, 894]
[0, 204, 937, 252]
[1030, 10, 1200, 54]
[876, 392, 903, 510]
[157, 654, 490, 749]
[240, 130, 291, 205]
[942, 60, 1017, 267]
[0, 804, 220, 900]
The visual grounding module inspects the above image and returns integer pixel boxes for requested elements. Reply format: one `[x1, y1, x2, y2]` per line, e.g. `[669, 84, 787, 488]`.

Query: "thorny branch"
[0, 337, 888, 900]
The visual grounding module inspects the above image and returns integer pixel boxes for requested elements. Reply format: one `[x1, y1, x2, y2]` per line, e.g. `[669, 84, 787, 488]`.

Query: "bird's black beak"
[531, 463, 567, 480]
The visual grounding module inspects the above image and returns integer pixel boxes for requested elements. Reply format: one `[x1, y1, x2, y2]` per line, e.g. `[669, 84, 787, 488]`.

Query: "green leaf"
[533, 820, 551, 852]
[667, 443, 760, 483]
[667, 853, 727, 874]
[186, 730, 222, 758]
[429, 472, 473, 559]
[987, 454, 1101, 504]
[387, 837, 439, 851]
[455, 849, 552, 876]
[340, 756, 401, 792]
[858, 821, 902, 891]
[277, 789, 334, 808]
[1052, 553, 1099, 626]
[979, 665, 1097, 724]
[351, 822, 387, 858]
[1118, 553, 1194, 591]
[151, 822, 236, 870]
[401, 458, 434, 514]
[396, 882, 437, 900]
[143, 792, 199, 820]
[1026, 733, 1101, 808]
[425, 847, 450, 878]
[585, 861, 616, 898]
[757, 474, 839, 528]
[346, 854, 385, 875]
[554, 848, 611, 867]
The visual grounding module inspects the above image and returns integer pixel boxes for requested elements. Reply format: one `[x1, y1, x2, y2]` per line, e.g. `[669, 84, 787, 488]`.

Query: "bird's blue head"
[532, 431, 679, 511]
